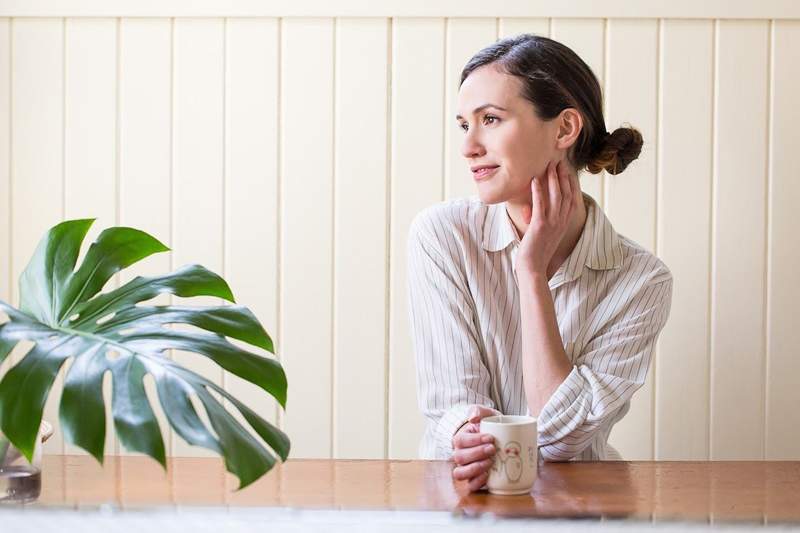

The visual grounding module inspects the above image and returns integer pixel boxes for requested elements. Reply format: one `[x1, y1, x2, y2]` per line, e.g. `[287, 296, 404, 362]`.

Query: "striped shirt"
[407, 192, 673, 461]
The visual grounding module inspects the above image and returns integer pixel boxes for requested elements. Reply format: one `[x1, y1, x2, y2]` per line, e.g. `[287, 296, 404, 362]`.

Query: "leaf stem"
[0, 436, 9, 466]
[56, 326, 131, 356]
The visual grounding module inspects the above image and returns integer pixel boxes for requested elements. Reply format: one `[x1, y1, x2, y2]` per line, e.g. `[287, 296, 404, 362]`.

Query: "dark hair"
[460, 34, 642, 175]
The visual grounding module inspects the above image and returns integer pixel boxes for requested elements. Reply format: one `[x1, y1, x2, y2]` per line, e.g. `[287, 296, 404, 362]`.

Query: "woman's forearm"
[516, 269, 573, 417]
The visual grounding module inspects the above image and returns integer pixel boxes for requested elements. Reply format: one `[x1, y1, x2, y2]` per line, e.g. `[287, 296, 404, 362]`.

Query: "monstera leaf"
[0, 219, 289, 488]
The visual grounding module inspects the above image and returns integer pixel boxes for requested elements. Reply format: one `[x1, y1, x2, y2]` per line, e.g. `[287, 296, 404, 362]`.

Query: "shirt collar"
[481, 192, 624, 283]
[481, 200, 520, 252]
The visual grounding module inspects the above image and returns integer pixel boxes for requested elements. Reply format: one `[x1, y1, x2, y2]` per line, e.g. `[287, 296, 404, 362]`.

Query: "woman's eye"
[483, 115, 499, 125]
[459, 122, 469, 132]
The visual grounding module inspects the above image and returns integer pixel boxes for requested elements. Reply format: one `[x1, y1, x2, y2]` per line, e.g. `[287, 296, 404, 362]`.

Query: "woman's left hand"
[516, 160, 580, 278]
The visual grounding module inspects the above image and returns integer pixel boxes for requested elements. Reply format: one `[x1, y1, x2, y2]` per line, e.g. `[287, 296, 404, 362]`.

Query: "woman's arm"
[532, 274, 672, 460]
[514, 160, 673, 460]
[516, 271, 573, 417]
[512, 160, 581, 419]
[407, 208, 499, 460]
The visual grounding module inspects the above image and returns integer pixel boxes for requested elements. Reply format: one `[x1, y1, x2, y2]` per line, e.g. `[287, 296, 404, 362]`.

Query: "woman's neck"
[506, 191, 588, 280]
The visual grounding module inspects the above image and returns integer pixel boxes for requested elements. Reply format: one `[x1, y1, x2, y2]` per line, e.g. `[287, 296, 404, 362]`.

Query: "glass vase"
[0, 428, 43, 503]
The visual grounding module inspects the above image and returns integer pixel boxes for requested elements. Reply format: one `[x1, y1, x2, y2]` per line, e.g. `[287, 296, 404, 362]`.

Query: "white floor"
[2, 508, 798, 533]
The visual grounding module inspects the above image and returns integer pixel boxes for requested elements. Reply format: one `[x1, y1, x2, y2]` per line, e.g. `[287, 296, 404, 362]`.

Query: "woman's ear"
[555, 108, 583, 150]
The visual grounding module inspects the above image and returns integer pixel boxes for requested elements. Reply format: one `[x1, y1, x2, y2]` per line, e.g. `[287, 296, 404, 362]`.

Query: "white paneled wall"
[768, 21, 800, 460]
[656, 19, 714, 460]
[333, 18, 389, 459]
[281, 17, 335, 458]
[1, 3, 799, 462]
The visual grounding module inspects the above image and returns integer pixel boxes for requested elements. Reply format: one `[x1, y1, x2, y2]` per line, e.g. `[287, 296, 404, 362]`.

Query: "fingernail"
[484, 444, 495, 453]
[481, 435, 493, 444]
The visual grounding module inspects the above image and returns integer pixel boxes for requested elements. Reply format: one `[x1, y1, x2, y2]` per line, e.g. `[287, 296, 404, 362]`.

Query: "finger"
[548, 161, 561, 222]
[467, 405, 499, 424]
[467, 470, 491, 493]
[452, 457, 495, 482]
[452, 442, 496, 466]
[531, 175, 546, 220]
[453, 458, 493, 481]
[463, 422, 480, 434]
[539, 161, 551, 199]
[453, 431, 494, 450]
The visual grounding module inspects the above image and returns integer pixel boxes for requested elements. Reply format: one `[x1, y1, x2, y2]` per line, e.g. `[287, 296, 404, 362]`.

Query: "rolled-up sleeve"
[407, 212, 498, 460]
[537, 275, 673, 461]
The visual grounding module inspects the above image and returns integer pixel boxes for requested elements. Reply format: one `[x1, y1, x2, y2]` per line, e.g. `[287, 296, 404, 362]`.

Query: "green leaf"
[118, 328, 286, 408]
[213, 383, 291, 462]
[97, 305, 273, 352]
[71, 264, 235, 329]
[111, 354, 166, 467]
[0, 436, 9, 465]
[167, 363, 290, 462]
[196, 387, 275, 490]
[0, 336, 77, 461]
[59, 343, 107, 462]
[57, 227, 170, 324]
[0, 301, 64, 342]
[19, 219, 95, 325]
[0, 220, 288, 488]
[0, 324, 17, 366]
[151, 367, 222, 455]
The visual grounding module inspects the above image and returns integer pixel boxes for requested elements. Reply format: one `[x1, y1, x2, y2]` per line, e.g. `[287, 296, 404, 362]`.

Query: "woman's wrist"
[516, 266, 549, 286]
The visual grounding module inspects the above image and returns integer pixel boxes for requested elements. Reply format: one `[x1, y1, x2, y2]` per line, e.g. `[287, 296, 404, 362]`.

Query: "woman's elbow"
[538, 434, 595, 462]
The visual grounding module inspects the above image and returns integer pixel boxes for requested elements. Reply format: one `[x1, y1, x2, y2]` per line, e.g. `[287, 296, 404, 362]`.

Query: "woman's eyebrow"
[455, 103, 508, 120]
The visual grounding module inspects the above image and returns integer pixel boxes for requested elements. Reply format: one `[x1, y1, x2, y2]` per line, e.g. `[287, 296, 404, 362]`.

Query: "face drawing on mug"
[491, 441, 524, 483]
[503, 442, 523, 482]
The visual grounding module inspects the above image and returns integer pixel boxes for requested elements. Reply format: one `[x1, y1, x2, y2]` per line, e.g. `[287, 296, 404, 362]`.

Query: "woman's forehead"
[457, 65, 524, 116]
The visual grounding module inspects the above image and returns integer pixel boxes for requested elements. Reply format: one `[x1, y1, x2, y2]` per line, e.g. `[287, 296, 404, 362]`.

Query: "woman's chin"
[475, 183, 509, 205]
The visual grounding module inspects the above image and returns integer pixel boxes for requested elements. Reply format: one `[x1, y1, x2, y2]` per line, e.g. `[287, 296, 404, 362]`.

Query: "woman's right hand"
[451, 406, 500, 492]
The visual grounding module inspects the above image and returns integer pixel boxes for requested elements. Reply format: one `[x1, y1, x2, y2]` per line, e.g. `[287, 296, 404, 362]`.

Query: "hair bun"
[586, 125, 643, 175]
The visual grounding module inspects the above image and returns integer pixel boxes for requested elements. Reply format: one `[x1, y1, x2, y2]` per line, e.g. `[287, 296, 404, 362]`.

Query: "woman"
[407, 34, 673, 493]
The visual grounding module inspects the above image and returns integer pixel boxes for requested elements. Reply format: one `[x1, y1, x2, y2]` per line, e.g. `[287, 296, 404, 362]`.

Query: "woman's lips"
[472, 166, 499, 181]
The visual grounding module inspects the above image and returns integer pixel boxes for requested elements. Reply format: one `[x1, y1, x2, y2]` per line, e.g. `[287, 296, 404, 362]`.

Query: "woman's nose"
[461, 130, 486, 159]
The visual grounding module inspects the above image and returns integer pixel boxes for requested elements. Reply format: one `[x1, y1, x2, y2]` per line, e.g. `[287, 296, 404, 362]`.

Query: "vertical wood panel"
[550, 18, 605, 206]
[603, 18, 658, 460]
[444, 18, 496, 200]
[333, 17, 389, 459]
[172, 17, 225, 456]
[11, 18, 65, 453]
[64, 18, 116, 234]
[655, 19, 713, 460]
[63, 17, 117, 456]
[281, 17, 334, 458]
[497, 18, 549, 38]
[118, 17, 173, 456]
[766, 20, 799, 460]
[0, 19, 10, 386]
[0, 19, 9, 308]
[224, 18, 280, 432]
[389, 17, 445, 459]
[712, 20, 768, 460]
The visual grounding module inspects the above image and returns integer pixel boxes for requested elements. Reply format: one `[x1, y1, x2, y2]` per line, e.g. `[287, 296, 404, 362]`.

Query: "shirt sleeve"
[536, 273, 674, 461]
[406, 211, 499, 460]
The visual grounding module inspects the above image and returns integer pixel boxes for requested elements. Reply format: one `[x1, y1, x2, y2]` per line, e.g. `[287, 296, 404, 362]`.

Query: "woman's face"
[456, 64, 561, 205]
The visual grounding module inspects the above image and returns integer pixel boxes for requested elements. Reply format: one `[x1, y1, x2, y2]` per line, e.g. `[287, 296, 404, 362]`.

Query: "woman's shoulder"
[616, 233, 673, 286]
[408, 196, 487, 250]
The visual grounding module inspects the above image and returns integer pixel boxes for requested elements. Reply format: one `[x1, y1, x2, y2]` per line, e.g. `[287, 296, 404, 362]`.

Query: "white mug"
[480, 415, 538, 495]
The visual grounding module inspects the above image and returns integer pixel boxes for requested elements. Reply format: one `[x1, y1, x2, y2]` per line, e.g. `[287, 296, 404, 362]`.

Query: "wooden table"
[28, 456, 800, 524]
